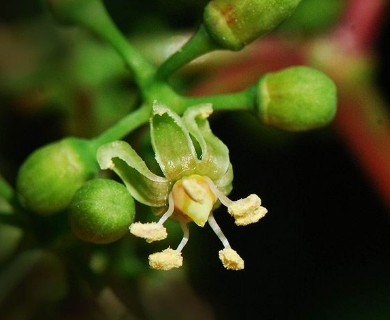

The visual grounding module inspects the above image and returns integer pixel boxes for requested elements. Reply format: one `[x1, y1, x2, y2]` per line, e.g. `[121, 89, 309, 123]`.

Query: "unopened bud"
[256, 66, 337, 131]
[69, 178, 135, 244]
[16, 138, 97, 215]
[204, 0, 302, 50]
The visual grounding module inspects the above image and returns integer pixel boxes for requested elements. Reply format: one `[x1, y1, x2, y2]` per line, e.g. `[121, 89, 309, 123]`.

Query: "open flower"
[97, 101, 267, 270]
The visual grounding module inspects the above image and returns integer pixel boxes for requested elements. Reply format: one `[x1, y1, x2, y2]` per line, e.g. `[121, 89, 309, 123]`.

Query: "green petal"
[151, 102, 198, 181]
[183, 104, 231, 182]
[97, 140, 170, 207]
[214, 163, 233, 196]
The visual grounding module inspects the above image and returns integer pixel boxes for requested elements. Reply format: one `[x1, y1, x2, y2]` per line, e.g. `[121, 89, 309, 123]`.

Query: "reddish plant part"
[332, 0, 387, 51]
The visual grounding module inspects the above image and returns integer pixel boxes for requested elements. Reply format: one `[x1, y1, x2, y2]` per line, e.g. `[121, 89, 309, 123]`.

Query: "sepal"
[183, 104, 230, 182]
[151, 102, 198, 181]
[97, 140, 170, 207]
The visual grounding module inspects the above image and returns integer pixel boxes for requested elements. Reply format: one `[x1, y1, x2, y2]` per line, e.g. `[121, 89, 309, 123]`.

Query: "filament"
[157, 193, 175, 225]
[208, 213, 231, 248]
[176, 221, 190, 252]
[204, 177, 233, 207]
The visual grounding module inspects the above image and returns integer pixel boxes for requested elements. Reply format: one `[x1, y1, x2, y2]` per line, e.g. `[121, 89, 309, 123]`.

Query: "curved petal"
[97, 140, 170, 207]
[183, 104, 231, 181]
[214, 163, 233, 196]
[151, 102, 198, 181]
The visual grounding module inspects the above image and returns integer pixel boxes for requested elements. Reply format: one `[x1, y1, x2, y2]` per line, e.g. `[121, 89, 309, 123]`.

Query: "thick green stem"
[91, 104, 151, 147]
[155, 25, 219, 81]
[89, 86, 255, 149]
[88, 25, 154, 87]
[72, 0, 155, 87]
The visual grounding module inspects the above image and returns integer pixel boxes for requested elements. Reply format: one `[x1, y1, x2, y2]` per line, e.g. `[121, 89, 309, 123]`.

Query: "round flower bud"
[203, 0, 302, 50]
[17, 138, 98, 215]
[256, 66, 337, 131]
[69, 179, 135, 244]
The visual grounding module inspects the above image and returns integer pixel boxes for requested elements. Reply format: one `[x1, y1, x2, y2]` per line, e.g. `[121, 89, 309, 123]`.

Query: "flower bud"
[256, 66, 337, 131]
[17, 138, 98, 215]
[69, 179, 135, 244]
[203, 0, 302, 50]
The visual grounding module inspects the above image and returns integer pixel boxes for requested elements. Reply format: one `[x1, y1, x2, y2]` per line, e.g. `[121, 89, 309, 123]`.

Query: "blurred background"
[1, 0, 390, 319]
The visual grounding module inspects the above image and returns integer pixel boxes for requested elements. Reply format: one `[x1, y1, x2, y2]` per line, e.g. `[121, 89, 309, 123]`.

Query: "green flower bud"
[69, 179, 135, 244]
[17, 138, 98, 215]
[256, 66, 337, 131]
[203, 0, 302, 50]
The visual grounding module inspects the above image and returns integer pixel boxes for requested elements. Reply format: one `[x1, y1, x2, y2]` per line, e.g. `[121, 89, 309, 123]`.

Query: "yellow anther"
[219, 248, 244, 270]
[149, 248, 183, 270]
[228, 194, 267, 226]
[129, 222, 167, 243]
[182, 175, 208, 203]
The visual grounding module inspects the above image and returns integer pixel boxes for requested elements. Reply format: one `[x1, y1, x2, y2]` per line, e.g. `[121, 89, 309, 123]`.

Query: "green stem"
[73, 0, 155, 87]
[91, 104, 151, 147]
[83, 80, 256, 149]
[155, 25, 219, 81]
[177, 85, 257, 114]
[0, 175, 14, 204]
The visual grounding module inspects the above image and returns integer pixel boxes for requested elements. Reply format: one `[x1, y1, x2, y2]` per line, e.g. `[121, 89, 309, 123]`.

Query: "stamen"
[129, 194, 174, 243]
[219, 248, 244, 270]
[149, 248, 183, 270]
[129, 222, 167, 242]
[204, 177, 233, 207]
[176, 221, 190, 252]
[228, 194, 267, 226]
[182, 176, 207, 203]
[157, 193, 175, 225]
[207, 213, 231, 248]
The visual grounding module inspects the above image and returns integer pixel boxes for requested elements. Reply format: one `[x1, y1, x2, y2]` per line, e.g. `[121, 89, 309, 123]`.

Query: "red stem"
[336, 87, 390, 210]
[332, 0, 388, 51]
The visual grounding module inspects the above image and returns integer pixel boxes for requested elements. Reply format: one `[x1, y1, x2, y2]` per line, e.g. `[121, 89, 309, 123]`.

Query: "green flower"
[97, 102, 267, 270]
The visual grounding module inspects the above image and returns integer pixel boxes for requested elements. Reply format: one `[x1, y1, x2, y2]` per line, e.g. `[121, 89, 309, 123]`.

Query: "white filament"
[157, 193, 175, 225]
[207, 213, 231, 249]
[176, 221, 190, 252]
[204, 177, 233, 207]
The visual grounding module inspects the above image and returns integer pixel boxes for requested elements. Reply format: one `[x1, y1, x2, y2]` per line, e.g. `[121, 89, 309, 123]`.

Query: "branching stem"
[155, 25, 219, 81]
